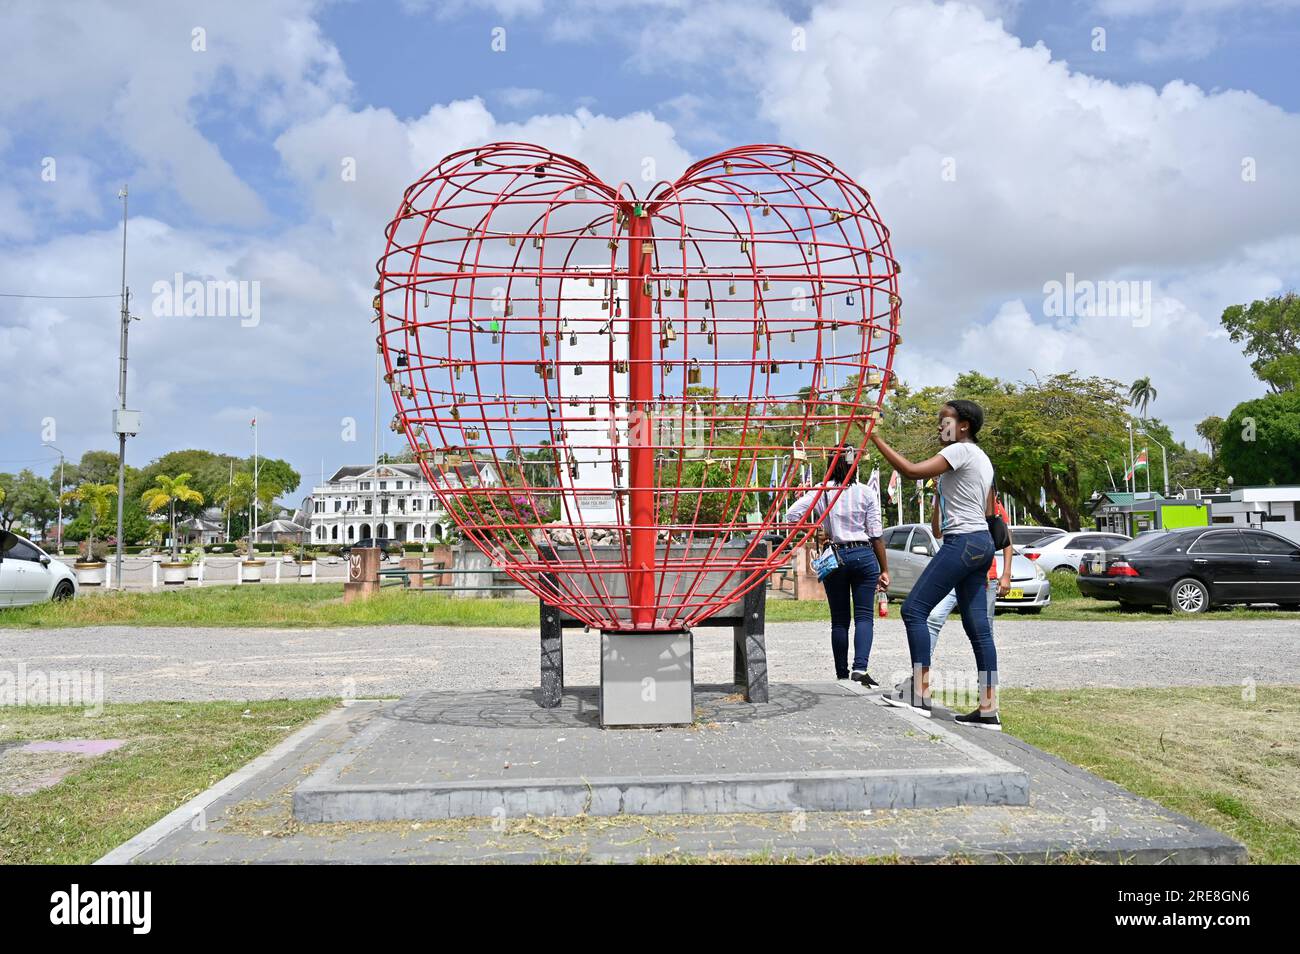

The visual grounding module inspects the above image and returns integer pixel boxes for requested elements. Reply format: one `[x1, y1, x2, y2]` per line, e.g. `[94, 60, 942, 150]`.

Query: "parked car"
[340, 537, 401, 561]
[1078, 526, 1300, 613]
[0, 530, 78, 607]
[1008, 525, 1066, 548]
[881, 524, 1051, 613]
[1021, 531, 1132, 573]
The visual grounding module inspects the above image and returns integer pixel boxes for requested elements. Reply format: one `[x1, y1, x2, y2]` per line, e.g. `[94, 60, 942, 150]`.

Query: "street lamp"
[43, 442, 65, 554]
[1135, 424, 1169, 497]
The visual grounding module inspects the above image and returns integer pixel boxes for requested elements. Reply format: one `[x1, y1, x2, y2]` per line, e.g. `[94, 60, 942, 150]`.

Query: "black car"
[1077, 526, 1300, 613]
[340, 537, 401, 561]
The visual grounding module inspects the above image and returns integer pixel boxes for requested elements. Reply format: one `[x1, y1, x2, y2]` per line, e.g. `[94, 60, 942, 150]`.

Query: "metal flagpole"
[114, 185, 130, 590]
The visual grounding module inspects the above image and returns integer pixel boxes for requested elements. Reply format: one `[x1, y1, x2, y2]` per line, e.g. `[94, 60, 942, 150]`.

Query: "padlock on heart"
[375, 143, 900, 631]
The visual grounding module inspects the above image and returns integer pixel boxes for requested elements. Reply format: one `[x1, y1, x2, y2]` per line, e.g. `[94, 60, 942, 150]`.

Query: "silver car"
[881, 524, 1052, 614]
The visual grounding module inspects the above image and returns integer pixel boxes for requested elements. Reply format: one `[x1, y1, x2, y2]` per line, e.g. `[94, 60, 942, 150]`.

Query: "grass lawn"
[0, 699, 336, 864]
[3, 576, 1295, 629]
[1002, 685, 1300, 864]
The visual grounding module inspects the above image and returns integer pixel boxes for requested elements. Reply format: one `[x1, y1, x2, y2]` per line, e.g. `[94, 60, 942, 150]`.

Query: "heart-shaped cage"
[375, 142, 900, 631]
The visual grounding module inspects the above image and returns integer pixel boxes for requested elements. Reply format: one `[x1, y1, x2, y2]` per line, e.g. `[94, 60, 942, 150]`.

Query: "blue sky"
[2, 0, 1299, 499]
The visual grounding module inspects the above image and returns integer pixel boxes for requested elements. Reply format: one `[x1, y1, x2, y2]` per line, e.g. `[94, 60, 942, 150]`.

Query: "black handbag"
[987, 480, 1011, 550]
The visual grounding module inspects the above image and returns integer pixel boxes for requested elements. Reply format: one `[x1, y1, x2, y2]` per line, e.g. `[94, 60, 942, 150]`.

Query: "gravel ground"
[1, 617, 1295, 703]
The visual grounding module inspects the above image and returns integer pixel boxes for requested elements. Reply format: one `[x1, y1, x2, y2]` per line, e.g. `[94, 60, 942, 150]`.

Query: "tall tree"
[1220, 292, 1300, 393]
[140, 474, 206, 561]
[1196, 415, 1226, 459]
[1220, 391, 1300, 485]
[1128, 377, 1158, 418]
[60, 483, 118, 560]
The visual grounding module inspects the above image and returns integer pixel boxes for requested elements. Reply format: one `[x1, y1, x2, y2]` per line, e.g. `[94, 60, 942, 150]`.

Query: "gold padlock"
[688, 359, 702, 385]
[792, 441, 808, 463]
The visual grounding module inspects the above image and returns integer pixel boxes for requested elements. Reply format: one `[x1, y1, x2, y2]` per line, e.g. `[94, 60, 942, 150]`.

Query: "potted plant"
[182, 546, 204, 581]
[61, 483, 117, 586]
[141, 473, 205, 584]
[234, 539, 265, 582]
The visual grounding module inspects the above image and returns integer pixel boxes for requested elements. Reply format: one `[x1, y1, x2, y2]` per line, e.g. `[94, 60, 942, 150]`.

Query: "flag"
[250, 417, 256, 428]
[867, 467, 881, 511]
[770, 456, 780, 488]
[1038, 486, 1047, 510]
[887, 469, 900, 501]
[1125, 449, 1149, 481]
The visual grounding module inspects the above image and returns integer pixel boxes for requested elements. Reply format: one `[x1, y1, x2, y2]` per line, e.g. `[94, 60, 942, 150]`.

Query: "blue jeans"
[821, 544, 881, 678]
[926, 579, 997, 660]
[901, 531, 998, 692]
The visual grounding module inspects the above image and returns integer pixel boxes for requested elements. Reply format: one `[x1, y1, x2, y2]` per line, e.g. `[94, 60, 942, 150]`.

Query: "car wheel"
[1051, 565, 1077, 576]
[1170, 578, 1210, 614]
[53, 580, 75, 601]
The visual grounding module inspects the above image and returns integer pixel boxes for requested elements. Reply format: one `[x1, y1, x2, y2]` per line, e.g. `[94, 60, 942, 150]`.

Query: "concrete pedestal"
[599, 631, 693, 727]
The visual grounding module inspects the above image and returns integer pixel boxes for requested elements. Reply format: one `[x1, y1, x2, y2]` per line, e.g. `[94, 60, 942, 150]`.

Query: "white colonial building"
[307, 461, 496, 545]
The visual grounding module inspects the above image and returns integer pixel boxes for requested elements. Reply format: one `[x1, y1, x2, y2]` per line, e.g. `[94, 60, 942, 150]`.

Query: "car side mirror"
[40, 554, 51, 566]
[911, 545, 931, 556]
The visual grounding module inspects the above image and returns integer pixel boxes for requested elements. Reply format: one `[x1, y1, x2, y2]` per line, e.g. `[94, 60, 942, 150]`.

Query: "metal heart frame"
[375, 142, 900, 632]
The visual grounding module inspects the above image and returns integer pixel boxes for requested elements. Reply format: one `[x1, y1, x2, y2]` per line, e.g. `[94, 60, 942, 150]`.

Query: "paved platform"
[100, 684, 1246, 864]
[293, 684, 1029, 821]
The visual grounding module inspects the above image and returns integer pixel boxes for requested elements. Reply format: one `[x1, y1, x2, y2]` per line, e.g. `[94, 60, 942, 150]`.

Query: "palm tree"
[214, 471, 281, 547]
[61, 482, 117, 562]
[1128, 377, 1158, 418]
[140, 473, 205, 561]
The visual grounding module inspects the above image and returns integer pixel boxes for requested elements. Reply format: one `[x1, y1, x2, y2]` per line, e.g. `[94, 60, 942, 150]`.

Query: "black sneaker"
[954, 708, 1003, 732]
[851, 670, 880, 688]
[881, 683, 931, 717]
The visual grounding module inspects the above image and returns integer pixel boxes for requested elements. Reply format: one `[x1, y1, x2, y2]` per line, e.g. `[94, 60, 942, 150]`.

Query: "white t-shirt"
[937, 442, 994, 536]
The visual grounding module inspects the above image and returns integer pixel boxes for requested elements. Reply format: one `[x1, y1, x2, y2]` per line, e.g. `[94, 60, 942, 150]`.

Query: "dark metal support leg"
[540, 600, 564, 708]
[735, 581, 769, 703]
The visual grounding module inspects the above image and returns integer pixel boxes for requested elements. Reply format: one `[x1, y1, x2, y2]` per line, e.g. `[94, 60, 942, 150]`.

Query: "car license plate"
[1007, 588, 1023, 600]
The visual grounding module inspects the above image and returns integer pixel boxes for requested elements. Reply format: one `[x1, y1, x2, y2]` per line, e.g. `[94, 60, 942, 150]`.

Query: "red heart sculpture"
[375, 143, 899, 631]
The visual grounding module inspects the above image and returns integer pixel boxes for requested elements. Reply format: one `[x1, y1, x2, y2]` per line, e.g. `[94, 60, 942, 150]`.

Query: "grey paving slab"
[4, 618, 1298, 703]
[115, 687, 1245, 865]
[292, 684, 1028, 820]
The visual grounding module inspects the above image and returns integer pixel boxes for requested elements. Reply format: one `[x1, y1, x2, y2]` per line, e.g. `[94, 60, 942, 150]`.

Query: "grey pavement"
[2, 618, 1297, 704]
[115, 690, 1244, 864]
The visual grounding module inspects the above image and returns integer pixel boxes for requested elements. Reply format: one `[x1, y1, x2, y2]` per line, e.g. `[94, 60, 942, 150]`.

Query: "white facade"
[1208, 485, 1300, 544]
[307, 462, 495, 545]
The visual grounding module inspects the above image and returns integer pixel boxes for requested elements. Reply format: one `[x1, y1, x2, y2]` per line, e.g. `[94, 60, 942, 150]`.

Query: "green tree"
[1128, 376, 1158, 418]
[951, 372, 1130, 530]
[60, 483, 117, 560]
[1220, 292, 1300, 393]
[140, 473, 206, 561]
[0, 470, 58, 536]
[1220, 391, 1300, 485]
[1196, 415, 1226, 459]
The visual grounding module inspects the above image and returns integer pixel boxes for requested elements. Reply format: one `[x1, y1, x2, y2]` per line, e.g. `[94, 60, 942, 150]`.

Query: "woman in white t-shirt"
[868, 400, 1001, 730]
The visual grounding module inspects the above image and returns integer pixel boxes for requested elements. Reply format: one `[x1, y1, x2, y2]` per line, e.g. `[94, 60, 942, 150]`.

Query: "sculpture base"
[599, 630, 693, 727]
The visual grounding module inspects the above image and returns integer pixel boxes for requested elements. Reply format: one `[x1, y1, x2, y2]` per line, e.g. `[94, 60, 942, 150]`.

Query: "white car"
[1021, 531, 1132, 574]
[881, 524, 1052, 613]
[0, 530, 79, 607]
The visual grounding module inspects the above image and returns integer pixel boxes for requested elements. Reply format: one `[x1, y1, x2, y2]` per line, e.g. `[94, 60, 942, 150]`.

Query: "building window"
[360, 482, 370, 491]
[347, 526, 355, 541]
[414, 524, 424, 539]
[379, 481, 387, 490]
[331, 526, 338, 541]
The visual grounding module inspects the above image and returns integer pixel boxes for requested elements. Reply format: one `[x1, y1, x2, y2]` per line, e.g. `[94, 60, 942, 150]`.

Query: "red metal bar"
[627, 209, 656, 627]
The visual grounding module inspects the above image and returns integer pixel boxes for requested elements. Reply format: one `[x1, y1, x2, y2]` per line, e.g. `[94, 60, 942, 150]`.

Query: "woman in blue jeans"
[784, 448, 890, 686]
[869, 400, 1002, 730]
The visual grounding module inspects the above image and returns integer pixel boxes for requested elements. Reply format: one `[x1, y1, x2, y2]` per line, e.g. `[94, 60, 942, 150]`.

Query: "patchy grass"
[0, 583, 540, 629]
[1001, 685, 1300, 864]
[0, 699, 335, 864]
[3, 577, 1294, 629]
